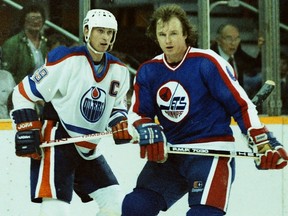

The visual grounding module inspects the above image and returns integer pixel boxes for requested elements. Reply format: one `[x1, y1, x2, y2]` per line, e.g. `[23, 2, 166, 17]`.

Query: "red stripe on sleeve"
[18, 81, 33, 102]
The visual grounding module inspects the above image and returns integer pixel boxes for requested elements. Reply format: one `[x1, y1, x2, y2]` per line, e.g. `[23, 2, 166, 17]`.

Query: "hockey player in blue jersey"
[10, 9, 131, 216]
[122, 4, 288, 216]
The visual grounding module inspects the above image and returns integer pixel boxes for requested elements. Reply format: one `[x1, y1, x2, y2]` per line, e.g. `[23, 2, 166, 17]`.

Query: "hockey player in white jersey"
[10, 9, 131, 216]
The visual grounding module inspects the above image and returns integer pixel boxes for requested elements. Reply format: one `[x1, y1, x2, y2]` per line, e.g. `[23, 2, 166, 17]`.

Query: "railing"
[210, 0, 288, 31]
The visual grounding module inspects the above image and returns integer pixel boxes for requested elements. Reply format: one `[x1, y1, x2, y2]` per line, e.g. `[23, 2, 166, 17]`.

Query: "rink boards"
[1, 117, 288, 216]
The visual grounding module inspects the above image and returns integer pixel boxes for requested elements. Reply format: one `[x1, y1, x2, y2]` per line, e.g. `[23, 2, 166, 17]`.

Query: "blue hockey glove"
[248, 125, 288, 169]
[133, 118, 167, 163]
[11, 109, 42, 160]
[109, 116, 132, 144]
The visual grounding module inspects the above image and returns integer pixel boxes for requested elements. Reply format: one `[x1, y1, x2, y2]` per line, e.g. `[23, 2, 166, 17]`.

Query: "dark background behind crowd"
[1, 0, 288, 61]
[0, 0, 288, 116]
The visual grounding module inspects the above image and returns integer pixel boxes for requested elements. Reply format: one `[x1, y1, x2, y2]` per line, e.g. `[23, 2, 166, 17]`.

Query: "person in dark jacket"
[210, 23, 263, 99]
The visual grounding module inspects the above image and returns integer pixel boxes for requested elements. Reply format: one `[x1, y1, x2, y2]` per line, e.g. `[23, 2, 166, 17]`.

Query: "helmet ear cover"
[83, 9, 118, 47]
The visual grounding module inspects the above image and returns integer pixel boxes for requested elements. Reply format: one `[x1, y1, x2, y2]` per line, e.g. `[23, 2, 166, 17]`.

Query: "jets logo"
[157, 81, 189, 122]
[80, 87, 106, 123]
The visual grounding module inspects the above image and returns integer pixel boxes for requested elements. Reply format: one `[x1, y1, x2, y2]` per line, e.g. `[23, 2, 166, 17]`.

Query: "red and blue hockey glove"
[109, 116, 132, 144]
[247, 125, 288, 169]
[133, 118, 167, 163]
[11, 109, 43, 160]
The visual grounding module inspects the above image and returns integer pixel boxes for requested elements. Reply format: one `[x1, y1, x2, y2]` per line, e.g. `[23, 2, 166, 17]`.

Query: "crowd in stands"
[0, 2, 287, 118]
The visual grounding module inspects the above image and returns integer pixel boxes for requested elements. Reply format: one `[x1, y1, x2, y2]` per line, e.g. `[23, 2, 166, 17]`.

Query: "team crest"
[80, 86, 106, 122]
[157, 81, 189, 122]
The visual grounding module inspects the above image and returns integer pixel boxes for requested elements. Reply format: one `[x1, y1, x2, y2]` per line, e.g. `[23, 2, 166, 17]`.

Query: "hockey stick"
[39, 131, 112, 148]
[168, 145, 288, 161]
[40, 80, 275, 152]
[251, 80, 275, 107]
[168, 146, 261, 159]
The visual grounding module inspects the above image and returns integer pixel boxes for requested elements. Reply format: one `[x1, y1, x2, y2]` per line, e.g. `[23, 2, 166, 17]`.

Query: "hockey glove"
[247, 125, 288, 169]
[109, 116, 132, 144]
[11, 109, 42, 160]
[133, 118, 167, 163]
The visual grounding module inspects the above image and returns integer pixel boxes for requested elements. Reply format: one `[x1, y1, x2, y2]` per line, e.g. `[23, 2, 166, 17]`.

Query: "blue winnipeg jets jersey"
[13, 45, 130, 158]
[129, 47, 261, 145]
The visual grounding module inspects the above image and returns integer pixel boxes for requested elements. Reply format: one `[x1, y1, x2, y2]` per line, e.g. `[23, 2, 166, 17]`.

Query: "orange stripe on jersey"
[75, 141, 97, 149]
[206, 157, 230, 210]
[18, 81, 33, 102]
[38, 120, 55, 198]
[43, 120, 55, 141]
[38, 148, 52, 197]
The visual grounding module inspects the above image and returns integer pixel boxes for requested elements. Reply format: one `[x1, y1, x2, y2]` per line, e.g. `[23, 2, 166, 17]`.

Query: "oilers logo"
[157, 81, 189, 122]
[80, 86, 106, 123]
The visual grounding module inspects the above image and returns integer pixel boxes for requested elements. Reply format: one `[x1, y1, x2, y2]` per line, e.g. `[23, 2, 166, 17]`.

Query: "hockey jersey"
[12, 45, 130, 158]
[129, 47, 262, 146]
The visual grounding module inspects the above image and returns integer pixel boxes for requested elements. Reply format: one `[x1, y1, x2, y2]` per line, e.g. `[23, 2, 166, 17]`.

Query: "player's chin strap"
[86, 40, 113, 55]
[87, 41, 105, 55]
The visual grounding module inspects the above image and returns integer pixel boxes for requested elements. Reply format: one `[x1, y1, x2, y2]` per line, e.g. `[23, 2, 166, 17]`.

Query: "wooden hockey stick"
[168, 146, 261, 159]
[168, 145, 288, 161]
[251, 80, 275, 106]
[40, 131, 112, 148]
[40, 80, 276, 158]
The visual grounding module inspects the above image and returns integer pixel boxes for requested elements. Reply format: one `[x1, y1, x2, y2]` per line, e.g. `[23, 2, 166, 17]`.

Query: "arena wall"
[1, 117, 287, 216]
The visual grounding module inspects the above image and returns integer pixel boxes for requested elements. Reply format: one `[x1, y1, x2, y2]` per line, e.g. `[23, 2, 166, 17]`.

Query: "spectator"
[0, 47, 16, 119]
[122, 4, 288, 216]
[280, 52, 288, 114]
[1, 2, 47, 84]
[210, 23, 263, 99]
[0, 69, 16, 118]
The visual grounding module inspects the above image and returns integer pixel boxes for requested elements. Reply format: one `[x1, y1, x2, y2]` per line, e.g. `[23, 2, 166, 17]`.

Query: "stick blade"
[251, 80, 275, 107]
[264, 80, 275, 86]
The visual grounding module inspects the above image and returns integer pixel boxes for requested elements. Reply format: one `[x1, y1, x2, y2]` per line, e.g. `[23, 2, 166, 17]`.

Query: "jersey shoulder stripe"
[187, 47, 224, 62]
[106, 52, 128, 68]
[46, 45, 88, 65]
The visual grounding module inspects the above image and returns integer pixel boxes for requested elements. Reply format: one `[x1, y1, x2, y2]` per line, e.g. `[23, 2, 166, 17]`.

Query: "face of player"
[89, 27, 114, 53]
[156, 16, 188, 63]
[24, 12, 44, 33]
[217, 25, 241, 56]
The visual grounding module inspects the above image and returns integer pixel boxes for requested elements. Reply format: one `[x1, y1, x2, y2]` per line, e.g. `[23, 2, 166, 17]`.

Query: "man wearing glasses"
[211, 23, 263, 99]
[1, 2, 47, 84]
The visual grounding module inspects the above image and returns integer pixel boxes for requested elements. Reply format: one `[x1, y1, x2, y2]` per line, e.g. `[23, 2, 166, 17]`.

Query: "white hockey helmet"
[83, 9, 118, 52]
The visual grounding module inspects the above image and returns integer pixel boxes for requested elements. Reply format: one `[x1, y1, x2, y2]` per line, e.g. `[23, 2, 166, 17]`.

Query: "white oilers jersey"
[13, 45, 130, 159]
